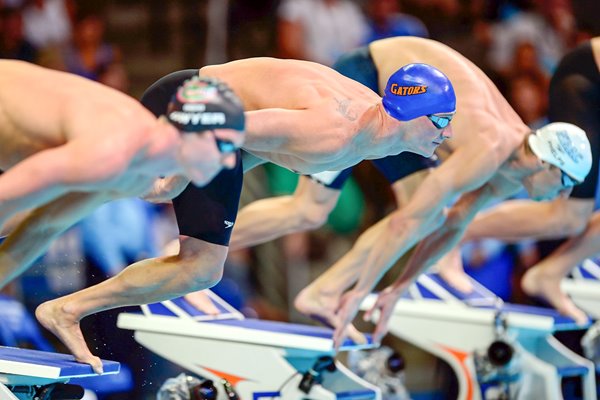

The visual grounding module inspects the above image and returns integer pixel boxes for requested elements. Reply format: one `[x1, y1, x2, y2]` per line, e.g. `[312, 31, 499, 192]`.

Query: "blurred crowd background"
[1, 0, 600, 398]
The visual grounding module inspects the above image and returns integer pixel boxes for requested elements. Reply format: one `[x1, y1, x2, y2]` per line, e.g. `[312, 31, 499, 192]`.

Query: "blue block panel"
[171, 296, 232, 317]
[337, 389, 378, 399]
[426, 273, 497, 303]
[210, 319, 374, 348]
[0, 346, 120, 377]
[493, 304, 592, 330]
[557, 365, 590, 378]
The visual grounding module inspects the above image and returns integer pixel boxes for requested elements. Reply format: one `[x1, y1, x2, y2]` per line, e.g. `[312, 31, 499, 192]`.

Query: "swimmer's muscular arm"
[362, 179, 517, 344]
[349, 142, 500, 296]
[230, 176, 340, 251]
[463, 198, 594, 242]
[242, 108, 347, 156]
[391, 178, 516, 291]
[0, 123, 148, 222]
[0, 192, 111, 289]
[332, 141, 502, 347]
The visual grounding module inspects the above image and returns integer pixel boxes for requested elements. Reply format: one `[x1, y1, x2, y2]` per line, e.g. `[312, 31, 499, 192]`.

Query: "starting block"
[0, 346, 119, 400]
[563, 259, 600, 385]
[562, 259, 600, 320]
[361, 272, 596, 400]
[118, 290, 380, 399]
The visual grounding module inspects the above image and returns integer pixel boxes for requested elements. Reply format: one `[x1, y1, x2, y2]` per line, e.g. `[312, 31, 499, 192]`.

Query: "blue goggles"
[427, 113, 454, 129]
[561, 170, 578, 188]
[208, 130, 239, 154]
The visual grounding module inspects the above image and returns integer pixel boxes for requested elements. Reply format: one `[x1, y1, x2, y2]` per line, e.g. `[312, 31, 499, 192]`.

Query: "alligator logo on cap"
[176, 76, 219, 104]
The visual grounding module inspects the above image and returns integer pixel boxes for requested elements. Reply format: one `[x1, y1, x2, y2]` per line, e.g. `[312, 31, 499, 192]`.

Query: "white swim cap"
[528, 122, 592, 183]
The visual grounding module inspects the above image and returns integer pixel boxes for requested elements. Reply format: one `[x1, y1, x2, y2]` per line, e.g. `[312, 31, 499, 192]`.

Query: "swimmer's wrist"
[391, 280, 409, 294]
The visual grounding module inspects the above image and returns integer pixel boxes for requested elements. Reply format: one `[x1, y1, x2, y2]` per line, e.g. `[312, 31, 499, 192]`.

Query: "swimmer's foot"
[438, 265, 474, 294]
[184, 290, 220, 315]
[522, 267, 588, 325]
[36, 299, 104, 374]
[295, 285, 366, 345]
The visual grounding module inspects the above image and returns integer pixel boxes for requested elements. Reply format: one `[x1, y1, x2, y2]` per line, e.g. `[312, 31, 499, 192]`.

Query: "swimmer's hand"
[332, 289, 368, 351]
[363, 285, 403, 345]
[142, 175, 190, 203]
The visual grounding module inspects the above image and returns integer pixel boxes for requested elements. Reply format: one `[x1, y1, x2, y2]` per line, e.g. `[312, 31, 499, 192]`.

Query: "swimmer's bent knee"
[180, 259, 225, 291]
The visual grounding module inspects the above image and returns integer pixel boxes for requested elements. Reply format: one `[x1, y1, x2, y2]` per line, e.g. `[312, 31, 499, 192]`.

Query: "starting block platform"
[0, 346, 120, 400]
[118, 290, 380, 400]
[562, 259, 600, 319]
[361, 272, 596, 400]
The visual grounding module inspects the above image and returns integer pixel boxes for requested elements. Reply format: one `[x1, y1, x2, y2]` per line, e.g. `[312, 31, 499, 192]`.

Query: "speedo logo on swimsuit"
[169, 110, 226, 126]
[389, 84, 428, 96]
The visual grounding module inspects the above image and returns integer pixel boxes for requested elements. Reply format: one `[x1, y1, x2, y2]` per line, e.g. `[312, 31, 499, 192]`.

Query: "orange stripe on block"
[202, 366, 247, 386]
[438, 344, 474, 400]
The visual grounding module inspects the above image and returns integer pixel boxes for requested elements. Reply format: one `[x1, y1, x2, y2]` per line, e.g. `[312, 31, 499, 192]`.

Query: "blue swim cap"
[382, 63, 456, 121]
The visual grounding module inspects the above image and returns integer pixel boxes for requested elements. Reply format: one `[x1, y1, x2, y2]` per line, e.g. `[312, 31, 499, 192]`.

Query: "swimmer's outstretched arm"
[391, 183, 500, 290]
[0, 192, 111, 289]
[0, 211, 29, 238]
[332, 140, 502, 347]
[300, 169, 431, 313]
[0, 134, 140, 227]
[360, 177, 519, 343]
[346, 143, 499, 299]
[230, 177, 340, 250]
[463, 197, 593, 242]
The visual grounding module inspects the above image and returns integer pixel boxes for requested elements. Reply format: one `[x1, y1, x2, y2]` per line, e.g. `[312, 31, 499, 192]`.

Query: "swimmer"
[214, 38, 592, 347]
[461, 37, 600, 324]
[11, 57, 456, 373]
[0, 65, 243, 230]
[0, 62, 244, 287]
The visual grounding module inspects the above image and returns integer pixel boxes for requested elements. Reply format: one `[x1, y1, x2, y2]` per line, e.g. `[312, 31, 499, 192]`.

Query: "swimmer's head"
[167, 75, 245, 144]
[382, 63, 456, 123]
[528, 122, 592, 184]
[168, 76, 245, 186]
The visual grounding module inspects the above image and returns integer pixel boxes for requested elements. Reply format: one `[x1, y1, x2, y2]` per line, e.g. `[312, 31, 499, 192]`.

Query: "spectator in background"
[22, 0, 72, 50]
[487, 0, 576, 76]
[507, 41, 550, 82]
[63, 13, 119, 82]
[0, 7, 38, 62]
[507, 74, 548, 129]
[277, 0, 368, 66]
[363, 0, 428, 44]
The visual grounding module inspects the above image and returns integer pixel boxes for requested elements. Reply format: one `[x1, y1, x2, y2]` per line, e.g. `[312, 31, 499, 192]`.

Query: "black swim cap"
[167, 76, 245, 133]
